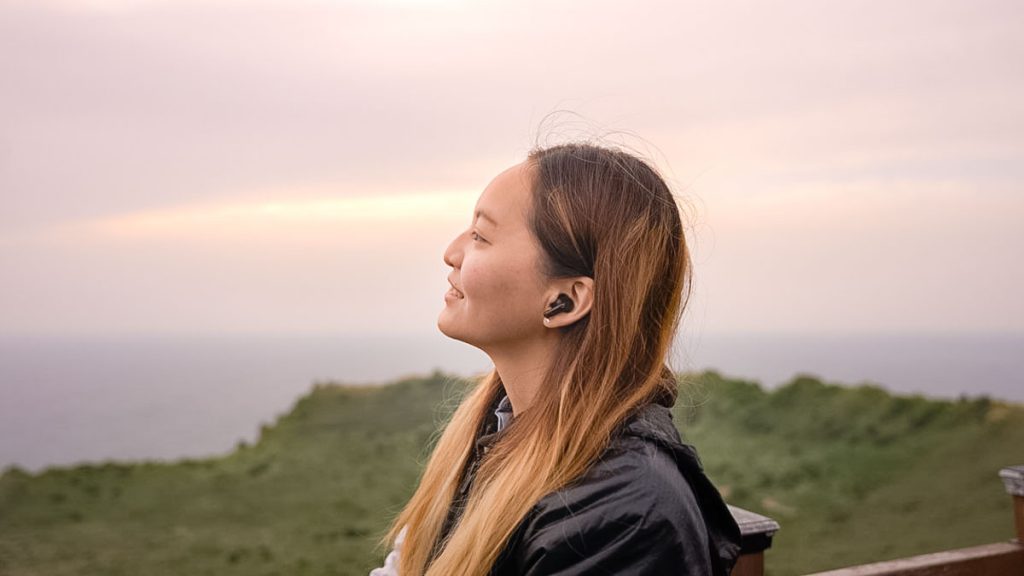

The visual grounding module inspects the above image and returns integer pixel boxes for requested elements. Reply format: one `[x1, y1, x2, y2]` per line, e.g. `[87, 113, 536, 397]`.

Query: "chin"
[436, 314, 460, 340]
[438, 328, 474, 348]
[437, 316, 480, 349]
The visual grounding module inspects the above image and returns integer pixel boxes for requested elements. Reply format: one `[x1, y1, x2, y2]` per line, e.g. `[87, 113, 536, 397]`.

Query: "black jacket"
[438, 391, 743, 575]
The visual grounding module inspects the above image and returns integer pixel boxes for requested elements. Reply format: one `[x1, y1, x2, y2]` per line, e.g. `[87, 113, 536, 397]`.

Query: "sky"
[1, 0, 1022, 337]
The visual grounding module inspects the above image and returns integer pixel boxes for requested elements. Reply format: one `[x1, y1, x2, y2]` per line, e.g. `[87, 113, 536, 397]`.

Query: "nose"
[443, 230, 465, 269]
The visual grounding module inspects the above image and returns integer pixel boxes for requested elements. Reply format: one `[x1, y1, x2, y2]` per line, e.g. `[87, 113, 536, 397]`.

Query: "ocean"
[1, 331, 1020, 473]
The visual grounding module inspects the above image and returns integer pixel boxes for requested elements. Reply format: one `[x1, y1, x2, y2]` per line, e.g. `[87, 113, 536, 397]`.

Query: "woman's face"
[438, 160, 552, 350]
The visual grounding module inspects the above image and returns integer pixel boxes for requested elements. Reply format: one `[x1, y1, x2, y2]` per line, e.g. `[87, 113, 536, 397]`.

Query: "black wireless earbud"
[543, 294, 575, 318]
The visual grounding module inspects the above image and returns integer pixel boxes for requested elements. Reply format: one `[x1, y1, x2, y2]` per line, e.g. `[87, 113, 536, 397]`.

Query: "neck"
[486, 335, 558, 416]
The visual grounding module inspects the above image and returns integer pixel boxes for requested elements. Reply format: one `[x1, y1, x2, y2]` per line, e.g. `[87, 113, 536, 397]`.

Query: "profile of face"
[438, 160, 554, 351]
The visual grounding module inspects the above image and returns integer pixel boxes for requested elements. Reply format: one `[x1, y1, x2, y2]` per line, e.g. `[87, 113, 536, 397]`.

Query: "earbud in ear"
[543, 294, 574, 318]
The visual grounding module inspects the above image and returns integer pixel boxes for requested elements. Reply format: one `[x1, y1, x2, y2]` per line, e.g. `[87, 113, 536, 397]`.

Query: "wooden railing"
[728, 504, 780, 576]
[728, 465, 1024, 576]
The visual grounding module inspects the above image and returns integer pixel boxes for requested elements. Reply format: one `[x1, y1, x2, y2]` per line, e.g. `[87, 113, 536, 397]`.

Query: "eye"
[471, 230, 486, 242]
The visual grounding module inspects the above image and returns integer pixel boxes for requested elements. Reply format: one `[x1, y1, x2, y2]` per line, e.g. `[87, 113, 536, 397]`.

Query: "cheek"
[459, 257, 501, 299]
[461, 251, 541, 305]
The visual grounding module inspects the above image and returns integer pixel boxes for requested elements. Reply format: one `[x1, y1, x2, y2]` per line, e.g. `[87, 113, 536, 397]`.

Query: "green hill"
[1, 370, 1021, 575]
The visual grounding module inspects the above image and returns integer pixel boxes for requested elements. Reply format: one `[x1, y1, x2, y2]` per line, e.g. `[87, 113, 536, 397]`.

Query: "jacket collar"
[478, 390, 691, 459]
[475, 387, 511, 453]
[619, 401, 683, 445]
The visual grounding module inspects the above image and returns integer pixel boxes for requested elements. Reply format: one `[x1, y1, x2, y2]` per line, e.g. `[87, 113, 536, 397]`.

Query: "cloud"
[61, 189, 478, 244]
[1, 0, 1021, 334]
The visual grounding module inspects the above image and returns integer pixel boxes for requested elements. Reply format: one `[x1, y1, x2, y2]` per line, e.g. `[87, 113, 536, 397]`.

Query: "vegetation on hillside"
[1, 369, 1020, 575]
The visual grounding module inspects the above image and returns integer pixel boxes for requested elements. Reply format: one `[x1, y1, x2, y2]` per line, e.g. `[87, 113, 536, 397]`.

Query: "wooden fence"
[728, 465, 1024, 576]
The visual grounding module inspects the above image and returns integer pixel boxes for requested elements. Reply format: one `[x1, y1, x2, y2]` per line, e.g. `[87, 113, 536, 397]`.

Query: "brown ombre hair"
[381, 142, 693, 576]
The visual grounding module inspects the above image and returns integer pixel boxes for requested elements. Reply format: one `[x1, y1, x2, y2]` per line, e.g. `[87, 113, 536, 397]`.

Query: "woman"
[371, 142, 742, 575]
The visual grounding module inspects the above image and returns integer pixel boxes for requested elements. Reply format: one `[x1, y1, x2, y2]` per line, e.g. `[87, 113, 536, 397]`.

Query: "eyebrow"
[475, 210, 499, 228]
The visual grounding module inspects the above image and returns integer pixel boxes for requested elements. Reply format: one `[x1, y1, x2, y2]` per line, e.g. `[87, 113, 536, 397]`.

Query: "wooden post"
[727, 504, 780, 576]
[1000, 465, 1024, 544]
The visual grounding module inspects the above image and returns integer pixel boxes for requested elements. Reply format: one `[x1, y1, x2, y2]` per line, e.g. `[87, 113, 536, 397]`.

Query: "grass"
[1, 369, 1021, 575]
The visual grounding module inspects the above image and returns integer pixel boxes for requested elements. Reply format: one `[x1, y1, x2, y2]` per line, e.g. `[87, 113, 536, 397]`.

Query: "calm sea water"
[1, 331, 1020, 473]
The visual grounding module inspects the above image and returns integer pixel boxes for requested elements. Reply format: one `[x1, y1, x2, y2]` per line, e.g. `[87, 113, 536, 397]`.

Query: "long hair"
[381, 142, 693, 575]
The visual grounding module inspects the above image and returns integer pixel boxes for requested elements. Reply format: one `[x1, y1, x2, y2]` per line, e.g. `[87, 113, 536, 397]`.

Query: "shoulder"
[539, 435, 701, 524]
[500, 435, 712, 575]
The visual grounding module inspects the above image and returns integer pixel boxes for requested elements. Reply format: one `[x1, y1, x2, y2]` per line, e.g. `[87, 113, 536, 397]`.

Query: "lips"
[447, 276, 464, 298]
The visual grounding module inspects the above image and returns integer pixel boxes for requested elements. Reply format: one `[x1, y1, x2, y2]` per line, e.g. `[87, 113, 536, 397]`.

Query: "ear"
[543, 276, 594, 329]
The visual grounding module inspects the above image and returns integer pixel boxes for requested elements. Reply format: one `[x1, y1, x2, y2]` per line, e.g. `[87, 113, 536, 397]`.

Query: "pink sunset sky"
[1, 0, 1021, 337]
